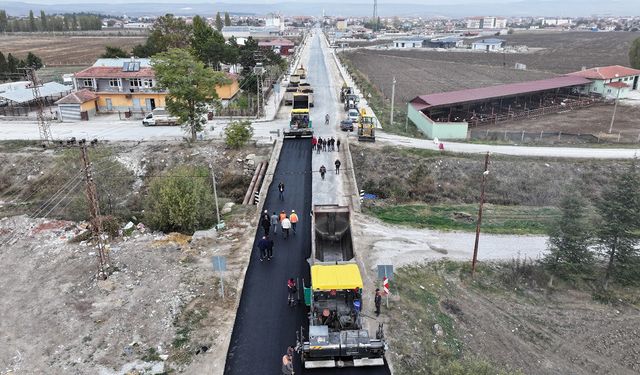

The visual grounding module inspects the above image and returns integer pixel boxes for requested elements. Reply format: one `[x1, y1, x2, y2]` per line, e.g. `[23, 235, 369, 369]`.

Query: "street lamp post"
[608, 74, 621, 134]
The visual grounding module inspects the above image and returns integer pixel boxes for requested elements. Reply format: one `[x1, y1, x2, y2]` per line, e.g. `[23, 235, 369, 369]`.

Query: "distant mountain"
[1, 0, 638, 18]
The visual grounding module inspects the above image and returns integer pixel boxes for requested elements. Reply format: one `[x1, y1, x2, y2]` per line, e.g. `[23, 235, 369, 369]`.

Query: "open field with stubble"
[0, 33, 147, 65]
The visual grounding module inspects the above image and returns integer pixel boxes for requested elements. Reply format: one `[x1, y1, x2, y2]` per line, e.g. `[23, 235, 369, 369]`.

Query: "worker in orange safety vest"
[289, 210, 299, 235]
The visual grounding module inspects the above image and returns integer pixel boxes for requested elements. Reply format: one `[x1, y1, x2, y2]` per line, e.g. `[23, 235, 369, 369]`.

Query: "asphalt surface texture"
[225, 31, 391, 375]
[224, 139, 312, 375]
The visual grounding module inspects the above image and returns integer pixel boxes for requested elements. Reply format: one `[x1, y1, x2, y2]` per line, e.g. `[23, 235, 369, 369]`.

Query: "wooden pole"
[471, 152, 490, 276]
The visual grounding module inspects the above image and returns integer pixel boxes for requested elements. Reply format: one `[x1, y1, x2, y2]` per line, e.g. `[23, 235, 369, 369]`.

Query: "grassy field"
[367, 204, 559, 235]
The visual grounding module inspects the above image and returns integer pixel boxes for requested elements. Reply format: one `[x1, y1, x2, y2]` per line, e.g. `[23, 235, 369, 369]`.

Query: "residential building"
[393, 37, 424, 48]
[265, 13, 285, 32]
[336, 18, 347, 31]
[543, 18, 572, 26]
[466, 17, 482, 29]
[471, 38, 505, 51]
[73, 58, 240, 113]
[567, 65, 640, 98]
[258, 38, 295, 56]
[221, 26, 281, 39]
[74, 58, 165, 112]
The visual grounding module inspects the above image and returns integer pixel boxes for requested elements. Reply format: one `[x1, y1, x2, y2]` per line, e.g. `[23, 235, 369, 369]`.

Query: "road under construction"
[224, 29, 391, 374]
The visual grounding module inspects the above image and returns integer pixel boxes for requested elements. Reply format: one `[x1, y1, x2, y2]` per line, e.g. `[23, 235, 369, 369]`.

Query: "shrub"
[144, 165, 215, 234]
[225, 121, 254, 149]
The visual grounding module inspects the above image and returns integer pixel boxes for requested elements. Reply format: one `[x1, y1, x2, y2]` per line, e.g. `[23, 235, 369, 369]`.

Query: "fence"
[468, 129, 630, 144]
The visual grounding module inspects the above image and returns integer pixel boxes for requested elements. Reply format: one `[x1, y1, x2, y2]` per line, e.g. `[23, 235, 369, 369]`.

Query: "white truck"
[142, 108, 180, 126]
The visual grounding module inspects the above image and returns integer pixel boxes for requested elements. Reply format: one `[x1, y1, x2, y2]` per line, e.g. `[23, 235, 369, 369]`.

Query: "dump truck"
[340, 85, 353, 103]
[284, 85, 299, 106]
[295, 65, 307, 79]
[298, 82, 314, 107]
[344, 93, 359, 111]
[356, 108, 376, 142]
[296, 205, 387, 369]
[285, 94, 313, 138]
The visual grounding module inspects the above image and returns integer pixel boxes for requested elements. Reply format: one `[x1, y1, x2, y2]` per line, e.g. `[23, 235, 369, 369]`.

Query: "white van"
[142, 108, 180, 126]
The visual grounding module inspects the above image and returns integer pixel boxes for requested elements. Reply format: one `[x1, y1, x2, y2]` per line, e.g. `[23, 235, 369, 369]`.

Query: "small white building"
[471, 38, 505, 51]
[393, 37, 424, 48]
[567, 65, 640, 99]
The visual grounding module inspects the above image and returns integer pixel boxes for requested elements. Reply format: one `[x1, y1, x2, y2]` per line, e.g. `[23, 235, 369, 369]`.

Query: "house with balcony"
[74, 58, 164, 112]
[74, 58, 240, 113]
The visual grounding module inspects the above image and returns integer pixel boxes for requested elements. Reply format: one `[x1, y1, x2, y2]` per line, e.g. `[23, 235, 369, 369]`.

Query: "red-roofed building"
[72, 58, 240, 114]
[55, 89, 99, 121]
[258, 38, 295, 55]
[568, 65, 640, 98]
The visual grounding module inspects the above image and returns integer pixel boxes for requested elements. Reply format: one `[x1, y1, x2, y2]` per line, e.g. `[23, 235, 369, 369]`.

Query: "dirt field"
[342, 49, 554, 100]
[480, 102, 640, 143]
[380, 261, 640, 375]
[0, 34, 147, 65]
[0, 140, 269, 374]
[364, 31, 638, 75]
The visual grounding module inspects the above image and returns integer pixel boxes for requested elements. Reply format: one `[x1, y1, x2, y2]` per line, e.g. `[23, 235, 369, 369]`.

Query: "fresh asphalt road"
[224, 139, 312, 375]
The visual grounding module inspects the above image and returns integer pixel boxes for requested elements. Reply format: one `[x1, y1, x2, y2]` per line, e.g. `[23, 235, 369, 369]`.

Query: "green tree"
[224, 12, 231, 27]
[224, 120, 254, 149]
[40, 10, 47, 31]
[25, 52, 43, 69]
[596, 163, 640, 288]
[144, 165, 215, 234]
[215, 12, 223, 31]
[71, 14, 78, 30]
[0, 52, 7, 80]
[545, 192, 593, 277]
[152, 48, 228, 142]
[132, 14, 192, 57]
[191, 15, 227, 68]
[630, 37, 640, 69]
[0, 10, 8, 32]
[28, 10, 36, 31]
[6, 53, 19, 73]
[102, 45, 128, 58]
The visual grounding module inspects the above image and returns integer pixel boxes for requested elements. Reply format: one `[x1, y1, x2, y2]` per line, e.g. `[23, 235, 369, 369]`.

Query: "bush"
[224, 120, 254, 149]
[144, 165, 215, 234]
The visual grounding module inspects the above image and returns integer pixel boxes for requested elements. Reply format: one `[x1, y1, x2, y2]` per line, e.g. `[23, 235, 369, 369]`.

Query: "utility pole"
[471, 152, 490, 276]
[609, 77, 621, 134]
[390, 76, 396, 126]
[372, 0, 378, 32]
[209, 163, 223, 230]
[80, 141, 110, 279]
[21, 67, 53, 145]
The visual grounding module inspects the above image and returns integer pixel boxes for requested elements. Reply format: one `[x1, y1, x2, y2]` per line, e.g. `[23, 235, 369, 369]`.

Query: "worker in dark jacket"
[334, 159, 341, 174]
[261, 211, 271, 235]
[257, 235, 270, 261]
[266, 235, 274, 260]
[374, 288, 382, 316]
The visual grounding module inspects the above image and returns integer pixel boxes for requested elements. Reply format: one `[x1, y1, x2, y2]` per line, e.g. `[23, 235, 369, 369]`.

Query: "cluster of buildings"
[465, 16, 507, 30]
[407, 65, 640, 140]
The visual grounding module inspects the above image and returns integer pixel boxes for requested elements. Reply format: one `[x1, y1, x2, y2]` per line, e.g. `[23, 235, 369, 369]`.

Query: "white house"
[471, 38, 505, 51]
[393, 37, 424, 48]
[567, 65, 640, 99]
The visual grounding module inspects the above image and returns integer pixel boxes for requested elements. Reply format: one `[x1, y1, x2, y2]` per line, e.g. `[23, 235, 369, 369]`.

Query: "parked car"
[348, 109, 360, 122]
[142, 108, 180, 126]
[340, 118, 354, 131]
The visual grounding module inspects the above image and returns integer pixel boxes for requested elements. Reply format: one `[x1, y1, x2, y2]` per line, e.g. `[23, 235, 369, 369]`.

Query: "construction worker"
[325, 113, 330, 125]
[374, 288, 382, 316]
[278, 181, 285, 201]
[287, 278, 297, 306]
[319, 165, 326, 180]
[281, 215, 291, 239]
[271, 211, 279, 234]
[316, 137, 322, 154]
[334, 159, 341, 174]
[290, 210, 299, 234]
[279, 210, 287, 222]
[261, 211, 270, 236]
[266, 235, 274, 260]
[282, 353, 294, 375]
[336, 138, 341, 152]
[257, 235, 269, 261]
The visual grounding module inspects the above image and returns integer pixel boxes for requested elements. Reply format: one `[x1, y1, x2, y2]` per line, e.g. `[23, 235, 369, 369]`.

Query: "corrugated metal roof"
[0, 82, 71, 104]
[472, 38, 505, 44]
[55, 89, 98, 104]
[411, 76, 592, 109]
[258, 38, 295, 47]
[606, 81, 629, 89]
[567, 65, 640, 80]
[75, 66, 155, 79]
